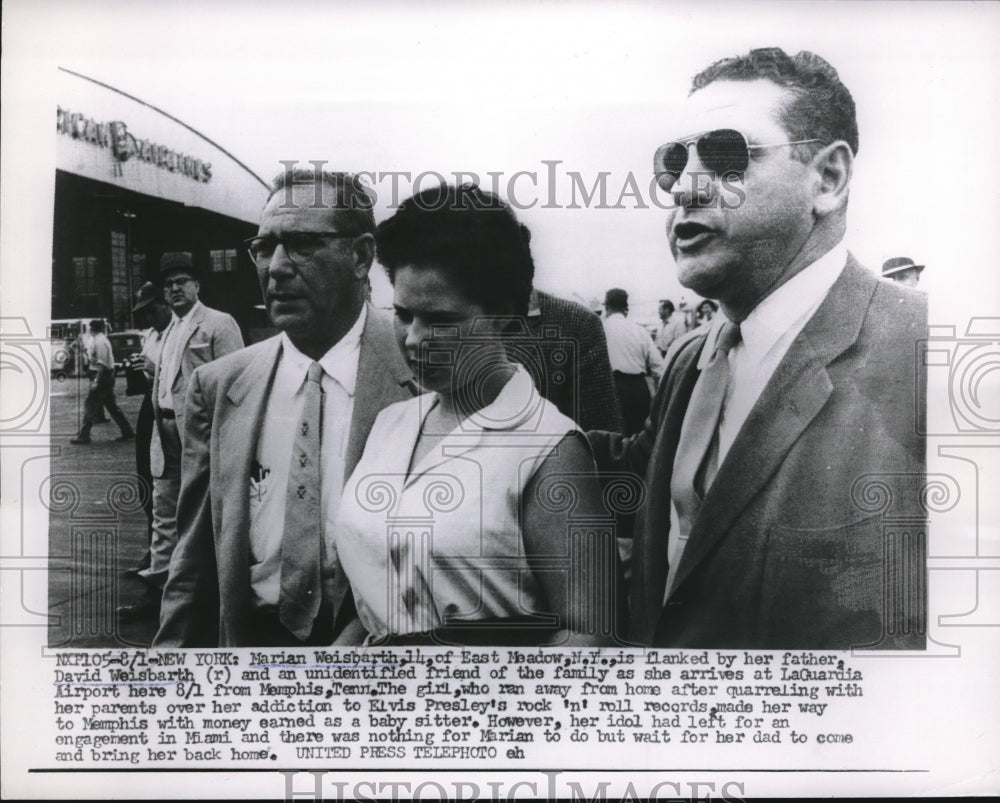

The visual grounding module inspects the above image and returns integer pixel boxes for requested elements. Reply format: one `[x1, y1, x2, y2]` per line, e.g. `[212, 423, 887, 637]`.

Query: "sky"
[2, 0, 999, 323]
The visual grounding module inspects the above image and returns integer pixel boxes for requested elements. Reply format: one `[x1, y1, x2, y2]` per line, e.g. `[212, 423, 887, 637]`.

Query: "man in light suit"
[154, 170, 416, 647]
[120, 253, 244, 620]
[588, 47, 926, 649]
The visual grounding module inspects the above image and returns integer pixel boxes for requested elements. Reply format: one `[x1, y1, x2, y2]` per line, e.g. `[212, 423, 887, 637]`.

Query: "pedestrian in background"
[70, 319, 134, 445]
[602, 288, 664, 435]
[655, 299, 688, 356]
[120, 252, 243, 622]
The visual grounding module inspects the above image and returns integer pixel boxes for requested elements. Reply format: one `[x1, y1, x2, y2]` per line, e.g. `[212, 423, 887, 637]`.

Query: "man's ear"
[351, 233, 376, 278]
[812, 141, 853, 217]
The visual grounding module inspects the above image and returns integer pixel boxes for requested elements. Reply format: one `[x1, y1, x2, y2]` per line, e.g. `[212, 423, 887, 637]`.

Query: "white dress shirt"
[156, 300, 203, 411]
[89, 332, 115, 371]
[714, 242, 847, 464]
[665, 243, 847, 599]
[603, 313, 664, 380]
[655, 316, 688, 355]
[248, 306, 366, 608]
[140, 327, 165, 382]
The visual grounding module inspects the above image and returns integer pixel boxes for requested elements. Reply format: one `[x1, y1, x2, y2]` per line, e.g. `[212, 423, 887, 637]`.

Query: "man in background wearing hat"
[119, 253, 243, 620]
[70, 319, 136, 444]
[882, 256, 925, 288]
[122, 282, 173, 577]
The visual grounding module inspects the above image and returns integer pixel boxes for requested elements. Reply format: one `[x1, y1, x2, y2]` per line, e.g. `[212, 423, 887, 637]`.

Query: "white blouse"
[335, 366, 579, 639]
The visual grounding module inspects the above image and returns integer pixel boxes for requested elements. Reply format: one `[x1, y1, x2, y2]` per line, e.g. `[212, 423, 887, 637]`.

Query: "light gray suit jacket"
[153, 306, 416, 646]
[150, 302, 244, 476]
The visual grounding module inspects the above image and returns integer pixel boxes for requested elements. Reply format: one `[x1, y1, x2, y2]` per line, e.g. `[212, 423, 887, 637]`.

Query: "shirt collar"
[699, 242, 847, 368]
[463, 364, 543, 432]
[279, 304, 367, 396]
[527, 288, 541, 318]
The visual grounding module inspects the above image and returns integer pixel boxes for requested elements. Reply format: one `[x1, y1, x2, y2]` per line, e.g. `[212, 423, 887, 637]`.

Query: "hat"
[159, 251, 199, 278]
[881, 256, 924, 278]
[132, 281, 161, 313]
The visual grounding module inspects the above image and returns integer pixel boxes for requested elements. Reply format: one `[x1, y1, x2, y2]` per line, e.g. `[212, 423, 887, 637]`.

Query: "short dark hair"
[659, 299, 675, 314]
[697, 299, 718, 314]
[89, 319, 105, 333]
[375, 184, 535, 317]
[605, 288, 629, 311]
[692, 47, 858, 158]
[269, 168, 376, 235]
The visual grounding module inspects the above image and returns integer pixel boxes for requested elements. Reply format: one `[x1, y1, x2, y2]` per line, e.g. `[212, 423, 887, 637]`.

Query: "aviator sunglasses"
[653, 128, 828, 191]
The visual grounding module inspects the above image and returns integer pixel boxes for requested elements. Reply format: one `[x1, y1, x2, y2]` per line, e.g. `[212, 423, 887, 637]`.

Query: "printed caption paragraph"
[49, 648, 865, 766]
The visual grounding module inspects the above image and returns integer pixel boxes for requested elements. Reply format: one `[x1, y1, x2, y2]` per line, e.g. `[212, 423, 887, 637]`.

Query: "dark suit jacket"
[589, 258, 927, 649]
[507, 289, 624, 432]
[153, 306, 416, 647]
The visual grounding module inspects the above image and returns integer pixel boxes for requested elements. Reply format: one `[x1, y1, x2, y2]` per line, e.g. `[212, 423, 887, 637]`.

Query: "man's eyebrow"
[395, 304, 464, 316]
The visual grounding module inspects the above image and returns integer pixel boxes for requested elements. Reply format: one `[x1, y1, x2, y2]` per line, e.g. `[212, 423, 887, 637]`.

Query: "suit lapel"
[345, 305, 415, 480]
[636, 338, 704, 636]
[171, 305, 206, 391]
[667, 257, 879, 597]
[217, 337, 283, 620]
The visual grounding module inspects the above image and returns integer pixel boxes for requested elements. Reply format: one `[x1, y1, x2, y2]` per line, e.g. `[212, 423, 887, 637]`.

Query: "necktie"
[279, 361, 324, 640]
[670, 321, 742, 544]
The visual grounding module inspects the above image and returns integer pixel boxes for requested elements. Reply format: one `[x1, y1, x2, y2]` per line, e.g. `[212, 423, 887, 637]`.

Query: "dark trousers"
[77, 373, 134, 439]
[613, 371, 651, 436]
[246, 597, 355, 647]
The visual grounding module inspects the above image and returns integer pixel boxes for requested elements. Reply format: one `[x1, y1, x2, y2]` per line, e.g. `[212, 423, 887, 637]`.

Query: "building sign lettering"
[57, 106, 212, 183]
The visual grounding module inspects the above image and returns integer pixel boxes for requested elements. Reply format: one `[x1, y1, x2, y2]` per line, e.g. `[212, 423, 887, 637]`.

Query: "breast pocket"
[187, 340, 212, 367]
[758, 515, 924, 649]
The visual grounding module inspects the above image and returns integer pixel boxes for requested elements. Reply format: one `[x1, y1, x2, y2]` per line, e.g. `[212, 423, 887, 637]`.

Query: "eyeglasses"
[244, 231, 358, 268]
[653, 128, 828, 191]
[164, 276, 195, 288]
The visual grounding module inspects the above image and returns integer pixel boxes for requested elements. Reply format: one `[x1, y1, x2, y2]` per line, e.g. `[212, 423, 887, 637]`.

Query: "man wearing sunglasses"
[589, 47, 926, 649]
[155, 170, 415, 647]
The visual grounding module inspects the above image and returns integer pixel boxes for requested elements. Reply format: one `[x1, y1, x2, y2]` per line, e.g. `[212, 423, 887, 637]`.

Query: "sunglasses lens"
[654, 142, 689, 190]
[699, 129, 749, 178]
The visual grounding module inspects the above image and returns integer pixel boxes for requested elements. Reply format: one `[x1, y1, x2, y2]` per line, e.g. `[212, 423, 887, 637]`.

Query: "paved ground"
[48, 373, 158, 648]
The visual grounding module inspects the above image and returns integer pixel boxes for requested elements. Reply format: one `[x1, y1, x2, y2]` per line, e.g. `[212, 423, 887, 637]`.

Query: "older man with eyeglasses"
[588, 48, 927, 650]
[119, 253, 244, 623]
[154, 169, 416, 647]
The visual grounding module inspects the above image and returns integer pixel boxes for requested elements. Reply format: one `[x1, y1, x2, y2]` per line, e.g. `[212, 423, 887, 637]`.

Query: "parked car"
[50, 337, 74, 376]
[107, 331, 145, 374]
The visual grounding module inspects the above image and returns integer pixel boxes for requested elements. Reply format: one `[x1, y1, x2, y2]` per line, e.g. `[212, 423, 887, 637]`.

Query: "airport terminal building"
[52, 69, 271, 336]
